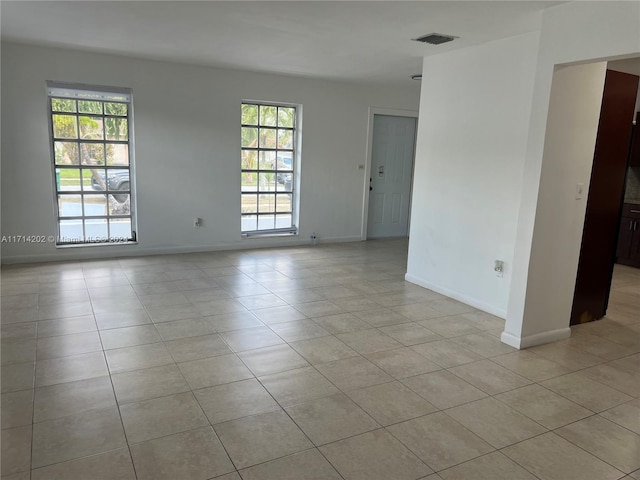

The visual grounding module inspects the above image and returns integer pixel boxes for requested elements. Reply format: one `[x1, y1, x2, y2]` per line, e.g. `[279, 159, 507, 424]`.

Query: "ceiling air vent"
[413, 33, 458, 45]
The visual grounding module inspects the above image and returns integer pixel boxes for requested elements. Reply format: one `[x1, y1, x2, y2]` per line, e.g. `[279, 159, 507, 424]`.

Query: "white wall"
[1, 43, 419, 263]
[406, 31, 541, 317]
[505, 1, 640, 347]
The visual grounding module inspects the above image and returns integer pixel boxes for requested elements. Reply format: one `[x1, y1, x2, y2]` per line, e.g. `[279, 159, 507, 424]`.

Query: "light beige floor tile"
[1, 340, 36, 365]
[438, 451, 537, 480]
[240, 448, 341, 480]
[214, 410, 313, 469]
[31, 407, 126, 468]
[331, 295, 380, 312]
[601, 399, 640, 435]
[34, 375, 115, 422]
[35, 351, 108, 387]
[38, 301, 93, 320]
[542, 372, 633, 412]
[1, 425, 31, 476]
[99, 324, 161, 350]
[252, 305, 307, 325]
[502, 432, 624, 480]
[1, 323, 37, 342]
[402, 370, 487, 409]
[31, 448, 136, 480]
[220, 326, 284, 352]
[192, 297, 250, 316]
[194, 378, 280, 424]
[178, 353, 253, 390]
[490, 350, 571, 382]
[286, 393, 379, 445]
[378, 323, 442, 346]
[111, 364, 190, 404]
[145, 304, 203, 323]
[390, 303, 450, 322]
[556, 416, 640, 474]
[446, 397, 547, 448]
[320, 429, 431, 480]
[387, 412, 493, 472]
[580, 363, 640, 397]
[420, 316, 482, 338]
[120, 391, 208, 444]
[495, 384, 592, 429]
[451, 333, 515, 357]
[312, 313, 371, 334]
[411, 340, 483, 368]
[366, 347, 441, 379]
[36, 331, 102, 360]
[294, 300, 345, 318]
[290, 336, 358, 365]
[259, 366, 340, 406]
[337, 329, 402, 355]
[458, 311, 505, 331]
[448, 359, 532, 395]
[154, 318, 213, 341]
[130, 426, 235, 480]
[238, 293, 287, 310]
[1, 363, 34, 393]
[0, 305, 38, 325]
[37, 315, 97, 338]
[238, 344, 309, 376]
[353, 308, 410, 327]
[137, 291, 190, 308]
[270, 319, 330, 342]
[1, 390, 33, 429]
[95, 309, 151, 330]
[105, 342, 173, 374]
[528, 342, 606, 370]
[165, 333, 231, 362]
[205, 310, 264, 332]
[2, 471, 32, 480]
[347, 381, 437, 426]
[316, 356, 393, 391]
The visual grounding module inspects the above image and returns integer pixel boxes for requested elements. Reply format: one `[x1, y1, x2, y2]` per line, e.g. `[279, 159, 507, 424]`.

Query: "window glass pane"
[257, 214, 275, 230]
[241, 150, 257, 170]
[58, 194, 82, 217]
[241, 215, 258, 232]
[104, 102, 127, 116]
[277, 129, 293, 150]
[78, 101, 103, 114]
[259, 151, 276, 171]
[52, 99, 76, 113]
[59, 219, 83, 243]
[275, 214, 292, 229]
[81, 143, 105, 166]
[85, 218, 108, 240]
[52, 115, 78, 139]
[277, 151, 293, 170]
[260, 105, 277, 126]
[258, 173, 275, 192]
[105, 169, 130, 197]
[106, 144, 129, 166]
[54, 141, 79, 165]
[259, 128, 276, 149]
[258, 194, 276, 213]
[241, 127, 258, 148]
[109, 218, 132, 240]
[241, 172, 257, 191]
[83, 194, 108, 216]
[241, 194, 258, 214]
[56, 168, 81, 192]
[83, 169, 105, 191]
[276, 193, 292, 213]
[276, 173, 293, 192]
[79, 116, 104, 140]
[109, 194, 130, 214]
[278, 107, 295, 128]
[105, 117, 128, 141]
[242, 104, 258, 125]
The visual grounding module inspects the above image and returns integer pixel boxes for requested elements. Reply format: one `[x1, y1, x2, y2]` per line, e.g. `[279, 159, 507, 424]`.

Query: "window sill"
[55, 241, 138, 249]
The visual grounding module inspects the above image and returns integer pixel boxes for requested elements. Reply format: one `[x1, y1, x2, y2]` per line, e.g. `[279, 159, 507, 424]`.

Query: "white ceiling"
[1, 1, 559, 87]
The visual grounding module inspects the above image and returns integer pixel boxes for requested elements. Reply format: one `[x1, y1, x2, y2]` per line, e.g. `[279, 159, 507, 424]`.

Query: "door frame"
[361, 107, 419, 240]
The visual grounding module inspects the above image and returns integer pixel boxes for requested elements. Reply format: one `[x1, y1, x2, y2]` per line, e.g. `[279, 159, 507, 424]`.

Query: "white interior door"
[367, 115, 417, 238]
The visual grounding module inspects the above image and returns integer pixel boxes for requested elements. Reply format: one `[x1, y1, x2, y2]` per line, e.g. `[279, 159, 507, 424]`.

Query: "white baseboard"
[1, 235, 363, 265]
[404, 273, 506, 318]
[501, 327, 571, 349]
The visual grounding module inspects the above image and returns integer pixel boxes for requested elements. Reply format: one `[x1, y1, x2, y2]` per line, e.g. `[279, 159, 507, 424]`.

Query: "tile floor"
[1, 239, 639, 480]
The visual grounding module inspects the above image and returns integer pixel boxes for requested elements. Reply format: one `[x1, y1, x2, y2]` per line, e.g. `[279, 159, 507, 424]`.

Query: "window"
[241, 102, 298, 235]
[47, 82, 136, 245]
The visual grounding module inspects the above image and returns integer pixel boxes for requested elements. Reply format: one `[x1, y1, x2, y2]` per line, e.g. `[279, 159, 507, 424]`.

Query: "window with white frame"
[47, 82, 136, 245]
[241, 102, 298, 235]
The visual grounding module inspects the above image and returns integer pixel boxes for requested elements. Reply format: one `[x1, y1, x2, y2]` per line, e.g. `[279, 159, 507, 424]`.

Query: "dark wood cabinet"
[616, 204, 640, 267]
[630, 112, 640, 167]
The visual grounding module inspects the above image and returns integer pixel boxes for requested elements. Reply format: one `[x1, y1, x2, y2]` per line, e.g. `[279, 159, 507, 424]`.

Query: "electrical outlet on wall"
[494, 260, 504, 277]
